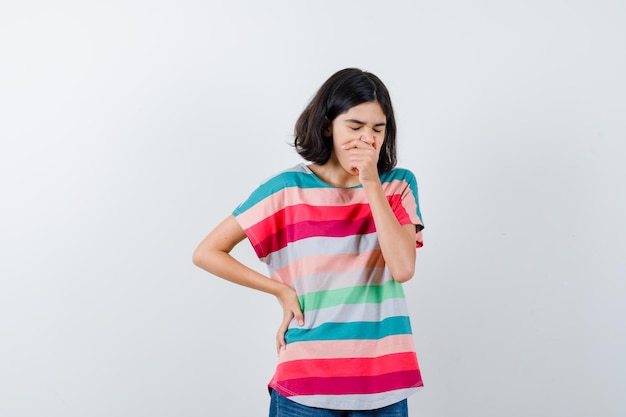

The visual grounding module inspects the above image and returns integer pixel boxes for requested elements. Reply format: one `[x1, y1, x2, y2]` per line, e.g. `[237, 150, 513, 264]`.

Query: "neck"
[308, 162, 360, 188]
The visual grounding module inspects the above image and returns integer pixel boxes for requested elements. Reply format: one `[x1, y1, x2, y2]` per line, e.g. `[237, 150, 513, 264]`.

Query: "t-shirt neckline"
[300, 163, 363, 190]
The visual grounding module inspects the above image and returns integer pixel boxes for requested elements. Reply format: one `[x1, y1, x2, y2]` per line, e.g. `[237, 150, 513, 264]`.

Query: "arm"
[192, 215, 304, 351]
[344, 138, 417, 283]
[362, 183, 416, 283]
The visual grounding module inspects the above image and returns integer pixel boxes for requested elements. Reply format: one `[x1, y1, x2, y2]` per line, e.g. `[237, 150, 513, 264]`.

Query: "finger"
[293, 309, 304, 327]
[276, 330, 285, 354]
[347, 140, 378, 154]
[342, 139, 367, 150]
[373, 135, 381, 151]
[275, 310, 294, 353]
[276, 324, 287, 353]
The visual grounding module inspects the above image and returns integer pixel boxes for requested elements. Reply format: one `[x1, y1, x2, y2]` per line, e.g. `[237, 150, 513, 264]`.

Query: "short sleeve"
[232, 174, 287, 259]
[386, 169, 424, 248]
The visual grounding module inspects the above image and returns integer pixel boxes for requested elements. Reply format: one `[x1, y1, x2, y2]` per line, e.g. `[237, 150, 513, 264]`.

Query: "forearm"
[363, 180, 416, 283]
[193, 248, 290, 297]
[193, 216, 304, 343]
[192, 215, 293, 298]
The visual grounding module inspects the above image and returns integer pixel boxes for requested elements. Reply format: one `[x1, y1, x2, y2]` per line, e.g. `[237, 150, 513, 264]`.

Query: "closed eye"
[346, 119, 385, 133]
[352, 127, 383, 133]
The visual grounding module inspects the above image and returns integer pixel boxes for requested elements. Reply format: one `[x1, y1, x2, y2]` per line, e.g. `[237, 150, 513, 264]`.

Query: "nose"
[360, 131, 376, 145]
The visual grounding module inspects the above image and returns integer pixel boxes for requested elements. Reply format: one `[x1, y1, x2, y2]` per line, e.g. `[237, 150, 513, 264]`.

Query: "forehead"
[337, 101, 386, 122]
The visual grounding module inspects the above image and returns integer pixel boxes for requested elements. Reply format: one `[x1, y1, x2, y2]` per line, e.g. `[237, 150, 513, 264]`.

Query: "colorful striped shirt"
[232, 163, 424, 410]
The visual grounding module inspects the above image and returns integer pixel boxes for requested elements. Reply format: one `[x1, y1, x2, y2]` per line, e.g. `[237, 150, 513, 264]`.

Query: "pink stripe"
[277, 335, 417, 363]
[398, 188, 420, 223]
[237, 179, 414, 230]
[275, 352, 419, 380]
[272, 250, 385, 286]
[236, 177, 413, 229]
[236, 187, 372, 229]
[273, 370, 423, 396]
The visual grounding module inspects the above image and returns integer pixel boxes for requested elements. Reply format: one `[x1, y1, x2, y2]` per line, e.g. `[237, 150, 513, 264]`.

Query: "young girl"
[193, 68, 425, 416]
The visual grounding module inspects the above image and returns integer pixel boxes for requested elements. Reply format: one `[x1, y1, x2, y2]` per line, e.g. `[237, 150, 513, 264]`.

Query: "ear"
[321, 117, 332, 137]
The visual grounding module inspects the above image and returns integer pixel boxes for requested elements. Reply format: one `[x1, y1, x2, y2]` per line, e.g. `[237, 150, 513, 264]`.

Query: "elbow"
[191, 249, 202, 268]
[193, 245, 229, 275]
[391, 265, 415, 284]
[393, 271, 414, 284]
[192, 249, 203, 269]
[192, 247, 212, 270]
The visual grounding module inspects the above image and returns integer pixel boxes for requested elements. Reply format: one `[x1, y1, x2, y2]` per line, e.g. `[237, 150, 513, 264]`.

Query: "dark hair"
[293, 68, 397, 173]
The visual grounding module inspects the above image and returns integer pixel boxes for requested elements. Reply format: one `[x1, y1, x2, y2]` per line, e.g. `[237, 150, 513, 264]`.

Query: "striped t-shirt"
[232, 163, 424, 410]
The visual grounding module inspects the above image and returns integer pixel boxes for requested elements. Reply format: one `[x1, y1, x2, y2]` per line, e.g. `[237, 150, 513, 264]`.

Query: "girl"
[193, 68, 425, 416]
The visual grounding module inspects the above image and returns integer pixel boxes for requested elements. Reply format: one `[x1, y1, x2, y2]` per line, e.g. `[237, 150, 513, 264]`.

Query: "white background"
[1, 1, 625, 416]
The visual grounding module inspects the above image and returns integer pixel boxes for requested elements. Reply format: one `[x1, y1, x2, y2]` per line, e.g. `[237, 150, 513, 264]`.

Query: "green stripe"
[285, 316, 412, 344]
[299, 280, 405, 313]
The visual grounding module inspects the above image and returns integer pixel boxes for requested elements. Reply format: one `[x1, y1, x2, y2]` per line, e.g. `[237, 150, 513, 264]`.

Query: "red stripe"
[247, 195, 410, 257]
[248, 203, 373, 241]
[388, 194, 411, 224]
[274, 369, 423, 396]
[275, 352, 419, 380]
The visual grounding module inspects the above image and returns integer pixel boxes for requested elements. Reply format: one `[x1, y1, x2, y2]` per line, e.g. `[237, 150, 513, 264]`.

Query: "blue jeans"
[268, 390, 408, 417]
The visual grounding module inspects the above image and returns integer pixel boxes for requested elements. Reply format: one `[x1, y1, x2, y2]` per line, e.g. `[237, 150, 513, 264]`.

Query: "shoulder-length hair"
[293, 68, 397, 173]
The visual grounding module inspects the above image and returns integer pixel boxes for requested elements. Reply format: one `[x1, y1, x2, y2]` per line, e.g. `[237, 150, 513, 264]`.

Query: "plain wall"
[1, 1, 625, 416]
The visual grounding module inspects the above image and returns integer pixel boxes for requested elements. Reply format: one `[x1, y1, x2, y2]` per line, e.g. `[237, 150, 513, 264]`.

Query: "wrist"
[361, 177, 383, 194]
[275, 283, 295, 301]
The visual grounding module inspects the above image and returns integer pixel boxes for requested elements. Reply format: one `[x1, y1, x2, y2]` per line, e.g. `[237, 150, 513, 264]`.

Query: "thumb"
[276, 314, 291, 353]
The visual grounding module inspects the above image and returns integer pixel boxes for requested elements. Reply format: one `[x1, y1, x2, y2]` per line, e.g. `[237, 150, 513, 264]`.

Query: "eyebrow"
[344, 118, 386, 127]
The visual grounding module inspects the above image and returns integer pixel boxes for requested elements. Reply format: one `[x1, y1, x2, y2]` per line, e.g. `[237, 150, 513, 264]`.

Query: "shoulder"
[256, 163, 319, 194]
[233, 164, 313, 214]
[379, 168, 420, 202]
[380, 167, 418, 186]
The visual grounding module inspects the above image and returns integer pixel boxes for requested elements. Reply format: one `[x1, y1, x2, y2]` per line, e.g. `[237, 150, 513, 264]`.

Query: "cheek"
[334, 146, 350, 161]
[332, 135, 351, 152]
[332, 146, 353, 165]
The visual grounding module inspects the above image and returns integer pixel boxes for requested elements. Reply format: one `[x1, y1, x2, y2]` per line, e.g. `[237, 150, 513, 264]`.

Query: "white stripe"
[291, 267, 393, 295]
[262, 233, 380, 271]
